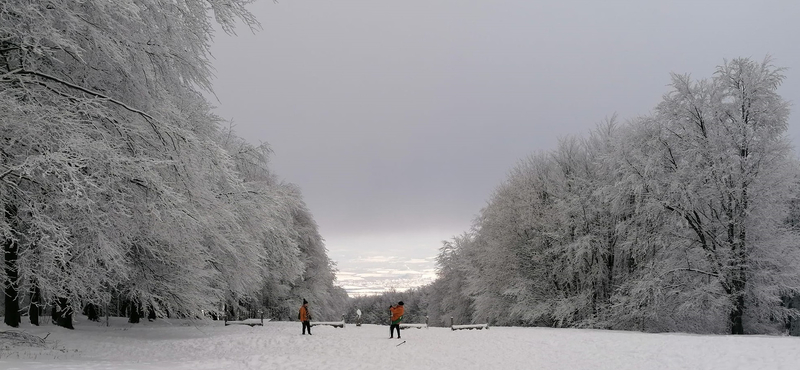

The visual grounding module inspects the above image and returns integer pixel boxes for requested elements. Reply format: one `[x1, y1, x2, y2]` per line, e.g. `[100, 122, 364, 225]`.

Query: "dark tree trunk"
[727, 219, 747, 335]
[85, 303, 99, 322]
[29, 285, 42, 326]
[729, 276, 746, 334]
[226, 302, 237, 321]
[128, 301, 141, 324]
[786, 295, 800, 336]
[147, 306, 156, 321]
[51, 304, 61, 324]
[54, 297, 74, 329]
[30, 304, 39, 326]
[3, 205, 20, 328]
[730, 295, 745, 334]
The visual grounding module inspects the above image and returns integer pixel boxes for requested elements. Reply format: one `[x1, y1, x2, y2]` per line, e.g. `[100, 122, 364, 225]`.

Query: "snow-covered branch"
[0, 67, 22, 79]
[16, 69, 155, 121]
[662, 268, 721, 279]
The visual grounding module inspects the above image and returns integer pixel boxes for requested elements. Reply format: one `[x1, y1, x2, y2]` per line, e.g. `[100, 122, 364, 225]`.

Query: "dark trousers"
[302, 320, 311, 334]
[390, 324, 401, 338]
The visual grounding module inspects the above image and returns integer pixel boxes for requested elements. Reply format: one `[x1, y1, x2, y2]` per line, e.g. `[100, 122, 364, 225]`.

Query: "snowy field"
[2, 316, 800, 370]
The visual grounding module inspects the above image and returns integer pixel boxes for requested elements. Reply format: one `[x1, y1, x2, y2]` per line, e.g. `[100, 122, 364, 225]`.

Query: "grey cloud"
[210, 0, 800, 287]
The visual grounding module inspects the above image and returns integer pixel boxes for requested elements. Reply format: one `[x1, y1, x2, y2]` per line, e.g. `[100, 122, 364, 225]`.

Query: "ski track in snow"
[2, 318, 800, 369]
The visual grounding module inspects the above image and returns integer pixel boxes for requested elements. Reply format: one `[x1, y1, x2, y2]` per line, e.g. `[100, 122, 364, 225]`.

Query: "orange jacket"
[390, 305, 404, 322]
[299, 305, 310, 321]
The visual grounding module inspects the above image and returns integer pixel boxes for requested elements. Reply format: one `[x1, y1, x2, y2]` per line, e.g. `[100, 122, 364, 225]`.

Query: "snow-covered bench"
[310, 320, 345, 328]
[450, 317, 489, 330]
[399, 323, 428, 329]
[225, 318, 270, 327]
[451, 324, 489, 331]
[310, 315, 346, 328]
[400, 316, 429, 329]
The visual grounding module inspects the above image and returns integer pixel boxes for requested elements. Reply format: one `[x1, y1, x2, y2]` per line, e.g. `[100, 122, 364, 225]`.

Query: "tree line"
[1, 0, 346, 328]
[376, 57, 800, 335]
[5, 1, 797, 337]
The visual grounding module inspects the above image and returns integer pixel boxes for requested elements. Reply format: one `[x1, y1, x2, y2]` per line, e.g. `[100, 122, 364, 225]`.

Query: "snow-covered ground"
[2, 316, 800, 369]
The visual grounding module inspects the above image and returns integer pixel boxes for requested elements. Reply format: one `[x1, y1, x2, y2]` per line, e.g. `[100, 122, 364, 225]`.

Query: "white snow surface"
[2, 316, 800, 369]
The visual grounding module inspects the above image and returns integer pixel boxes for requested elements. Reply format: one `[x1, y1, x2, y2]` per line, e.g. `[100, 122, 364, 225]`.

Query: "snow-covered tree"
[2, 0, 344, 329]
[418, 57, 800, 335]
[1, 0, 262, 326]
[426, 234, 475, 326]
[627, 58, 800, 334]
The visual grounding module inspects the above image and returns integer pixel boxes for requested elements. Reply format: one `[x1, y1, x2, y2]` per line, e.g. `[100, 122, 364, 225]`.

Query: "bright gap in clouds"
[328, 231, 448, 296]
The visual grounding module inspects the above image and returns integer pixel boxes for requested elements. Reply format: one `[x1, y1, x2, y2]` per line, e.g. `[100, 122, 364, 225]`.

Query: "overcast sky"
[207, 0, 800, 294]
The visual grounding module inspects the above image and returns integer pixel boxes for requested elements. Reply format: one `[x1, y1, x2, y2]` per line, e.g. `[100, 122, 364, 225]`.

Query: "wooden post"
[450, 317, 454, 331]
[426, 316, 429, 328]
[105, 302, 109, 327]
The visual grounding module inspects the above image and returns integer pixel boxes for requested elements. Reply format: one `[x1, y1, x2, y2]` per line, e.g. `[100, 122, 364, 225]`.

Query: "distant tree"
[345, 288, 429, 326]
[430, 235, 475, 326]
[285, 189, 347, 321]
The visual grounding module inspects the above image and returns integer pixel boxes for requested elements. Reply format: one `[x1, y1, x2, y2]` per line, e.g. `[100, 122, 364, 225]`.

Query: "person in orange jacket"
[299, 299, 312, 335]
[389, 301, 404, 339]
